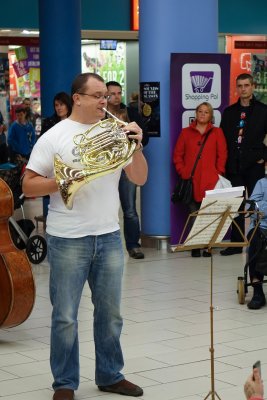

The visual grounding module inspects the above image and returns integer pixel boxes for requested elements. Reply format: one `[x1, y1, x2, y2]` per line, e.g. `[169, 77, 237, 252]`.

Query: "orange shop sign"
[226, 35, 267, 104]
[131, 0, 139, 31]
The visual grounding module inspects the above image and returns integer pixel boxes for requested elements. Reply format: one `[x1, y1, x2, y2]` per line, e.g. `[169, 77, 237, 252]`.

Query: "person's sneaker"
[220, 247, 243, 256]
[191, 249, 201, 257]
[247, 283, 266, 310]
[128, 248, 145, 259]
[98, 379, 143, 397]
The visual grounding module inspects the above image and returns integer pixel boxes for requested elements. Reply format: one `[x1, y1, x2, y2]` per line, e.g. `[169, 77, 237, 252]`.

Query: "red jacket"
[173, 121, 228, 202]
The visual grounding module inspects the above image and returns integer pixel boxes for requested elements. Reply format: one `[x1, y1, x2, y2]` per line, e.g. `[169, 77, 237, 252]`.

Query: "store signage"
[226, 35, 267, 104]
[82, 42, 127, 103]
[13, 60, 29, 78]
[182, 64, 221, 113]
[0, 37, 39, 46]
[9, 46, 40, 102]
[170, 53, 231, 245]
[131, 0, 139, 31]
[140, 82, 160, 137]
[235, 41, 267, 49]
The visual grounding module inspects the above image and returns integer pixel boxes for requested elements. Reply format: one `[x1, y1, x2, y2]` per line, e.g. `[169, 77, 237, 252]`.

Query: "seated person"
[244, 367, 264, 400]
[246, 176, 267, 310]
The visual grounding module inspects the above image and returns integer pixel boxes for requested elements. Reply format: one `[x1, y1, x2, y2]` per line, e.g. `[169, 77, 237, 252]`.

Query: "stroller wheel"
[26, 235, 47, 265]
[237, 277, 245, 304]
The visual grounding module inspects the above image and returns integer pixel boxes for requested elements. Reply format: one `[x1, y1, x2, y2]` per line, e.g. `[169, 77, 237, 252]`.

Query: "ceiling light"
[21, 30, 39, 35]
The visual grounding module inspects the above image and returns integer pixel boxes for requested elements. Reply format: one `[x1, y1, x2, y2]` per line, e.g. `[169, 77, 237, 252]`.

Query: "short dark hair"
[236, 73, 254, 85]
[15, 107, 26, 114]
[53, 92, 72, 117]
[71, 73, 104, 98]
[106, 81, 122, 89]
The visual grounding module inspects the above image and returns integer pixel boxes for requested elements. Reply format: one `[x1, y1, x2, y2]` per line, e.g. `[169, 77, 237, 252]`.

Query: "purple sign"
[13, 60, 29, 77]
[170, 53, 231, 246]
[12, 46, 40, 78]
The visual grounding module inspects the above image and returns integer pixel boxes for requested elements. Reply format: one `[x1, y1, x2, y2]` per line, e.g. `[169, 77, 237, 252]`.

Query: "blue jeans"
[119, 170, 141, 250]
[46, 231, 125, 391]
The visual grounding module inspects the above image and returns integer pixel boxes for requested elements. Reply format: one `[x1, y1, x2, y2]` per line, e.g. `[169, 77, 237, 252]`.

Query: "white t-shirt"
[27, 118, 125, 238]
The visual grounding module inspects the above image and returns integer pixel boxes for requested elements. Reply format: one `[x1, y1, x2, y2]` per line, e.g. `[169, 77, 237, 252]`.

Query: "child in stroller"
[242, 176, 267, 309]
[0, 161, 47, 264]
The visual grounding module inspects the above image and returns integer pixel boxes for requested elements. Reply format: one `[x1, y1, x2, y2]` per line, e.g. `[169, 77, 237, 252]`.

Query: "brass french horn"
[54, 112, 136, 210]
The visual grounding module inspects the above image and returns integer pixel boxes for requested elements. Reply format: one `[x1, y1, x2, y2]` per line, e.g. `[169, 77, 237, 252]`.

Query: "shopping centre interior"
[1, 1, 267, 399]
[2, 198, 266, 400]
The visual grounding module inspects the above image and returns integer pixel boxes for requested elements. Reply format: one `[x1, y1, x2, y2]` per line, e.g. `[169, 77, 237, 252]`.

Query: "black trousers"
[227, 163, 265, 244]
[247, 227, 264, 282]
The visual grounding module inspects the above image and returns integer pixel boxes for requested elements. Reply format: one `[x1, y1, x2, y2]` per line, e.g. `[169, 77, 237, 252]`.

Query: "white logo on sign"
[182, 63, 221, 109]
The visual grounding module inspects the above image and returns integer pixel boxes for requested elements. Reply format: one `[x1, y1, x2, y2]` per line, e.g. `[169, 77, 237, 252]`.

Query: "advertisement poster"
[140, 82, 160, 137]
[8, 46, 40, 103]
[170, 53, 231, 245]
[226, 35, 267, 104]
[82, 42, 127, 103]
[251, 53, 267, 104]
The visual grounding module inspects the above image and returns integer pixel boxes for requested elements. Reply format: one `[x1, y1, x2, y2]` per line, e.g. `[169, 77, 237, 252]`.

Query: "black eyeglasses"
[78, 93, 110, 100]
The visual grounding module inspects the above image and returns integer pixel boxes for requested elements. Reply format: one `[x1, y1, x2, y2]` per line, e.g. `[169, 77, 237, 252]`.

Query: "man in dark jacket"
[220, 73, 267, 256]
[106, 81, 149, 259]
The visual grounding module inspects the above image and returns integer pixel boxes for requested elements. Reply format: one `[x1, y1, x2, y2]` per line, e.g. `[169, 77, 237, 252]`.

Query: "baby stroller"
[237, 200, 267, 304]
[0, 162, 47, 264]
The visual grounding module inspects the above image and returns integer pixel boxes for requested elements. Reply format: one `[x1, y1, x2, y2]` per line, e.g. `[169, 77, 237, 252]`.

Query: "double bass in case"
[0, 178, 35, 328]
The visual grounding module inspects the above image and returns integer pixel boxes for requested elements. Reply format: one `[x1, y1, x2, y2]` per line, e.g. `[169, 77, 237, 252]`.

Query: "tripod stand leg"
[203, 254, 223, 400]
[204, 391, 223, 400]
[203, 391, 212, 400]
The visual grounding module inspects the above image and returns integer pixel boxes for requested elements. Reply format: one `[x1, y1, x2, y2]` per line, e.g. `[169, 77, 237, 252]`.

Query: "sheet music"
[205, 186, 244, 199]
[184, 196, 244, 246]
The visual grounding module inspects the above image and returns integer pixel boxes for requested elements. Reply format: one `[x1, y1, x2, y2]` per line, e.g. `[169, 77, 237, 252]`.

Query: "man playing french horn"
[22, 72, 148, 400]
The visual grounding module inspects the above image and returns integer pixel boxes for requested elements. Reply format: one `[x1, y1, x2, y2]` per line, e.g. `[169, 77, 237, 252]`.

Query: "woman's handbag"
[172, 130, 212, 205]
[171, 176, 192, 205]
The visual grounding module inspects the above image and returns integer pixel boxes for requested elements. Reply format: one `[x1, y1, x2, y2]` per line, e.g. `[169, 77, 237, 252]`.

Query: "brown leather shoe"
[53, 389, 74, 400]
[98, 379, 143, 396]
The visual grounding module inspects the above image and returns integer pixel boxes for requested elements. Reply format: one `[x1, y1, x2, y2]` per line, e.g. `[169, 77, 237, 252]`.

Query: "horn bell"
[54, 119, 136, 210]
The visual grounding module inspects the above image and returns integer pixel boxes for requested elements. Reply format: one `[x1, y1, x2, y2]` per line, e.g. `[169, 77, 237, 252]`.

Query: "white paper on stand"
[184, 188, 245, 247]
[205, 186, 244, 199]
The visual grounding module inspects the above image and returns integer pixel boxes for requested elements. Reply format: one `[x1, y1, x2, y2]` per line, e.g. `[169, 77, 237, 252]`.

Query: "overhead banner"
[170, 53, 231, 246]
[9, 46, 40, 102]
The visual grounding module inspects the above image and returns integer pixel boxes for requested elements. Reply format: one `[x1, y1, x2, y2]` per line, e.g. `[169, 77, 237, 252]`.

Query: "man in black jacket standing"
[106, 81, 149, 259]
[220, 73, 267, 256]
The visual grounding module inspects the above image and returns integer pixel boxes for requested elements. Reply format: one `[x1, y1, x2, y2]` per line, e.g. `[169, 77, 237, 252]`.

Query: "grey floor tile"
[0, 197, 265, 400]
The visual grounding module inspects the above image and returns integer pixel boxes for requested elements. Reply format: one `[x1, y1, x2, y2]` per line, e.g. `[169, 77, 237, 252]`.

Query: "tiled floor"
[1, 198, 266, 400]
